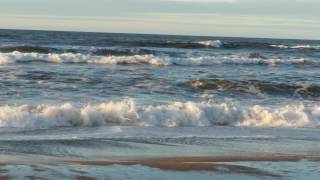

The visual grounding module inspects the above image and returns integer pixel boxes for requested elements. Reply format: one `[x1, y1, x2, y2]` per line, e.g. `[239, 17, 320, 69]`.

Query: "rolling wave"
[223, 42, 320, 51]
[196, 40, 223, 48]
[189, 79, 320, 98]
[0, 52, 170, 66]
[0, 51, 311, 66]
[100, 40, 223, 49]
[98, 39, 320, 51]
[0, 41, 319, 53]
[92, 48, 158, 56]
[0, 45, 160, 56]
[270, 44, 320, 50]
[0, 99, 319, 128]
[0, 45, 59, 54]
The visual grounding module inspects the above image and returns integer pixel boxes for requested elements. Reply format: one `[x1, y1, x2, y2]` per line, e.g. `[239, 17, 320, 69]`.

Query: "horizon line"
[1, 28, 319, 41]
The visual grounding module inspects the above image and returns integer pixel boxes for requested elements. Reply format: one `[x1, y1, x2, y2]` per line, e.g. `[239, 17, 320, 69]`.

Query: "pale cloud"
[1, 13, 319, 40]
[0, 0, 319, 39]
[168, 0, 238, 2]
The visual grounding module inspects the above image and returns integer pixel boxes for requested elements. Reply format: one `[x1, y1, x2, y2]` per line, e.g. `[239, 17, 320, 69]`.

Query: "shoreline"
[66, 155, 320, 165]
[0, 155, 318, 179]
[63, 155, 320, 177]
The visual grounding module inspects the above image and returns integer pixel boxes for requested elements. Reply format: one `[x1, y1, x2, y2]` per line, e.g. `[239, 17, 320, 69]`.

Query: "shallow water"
[0, 161, 318, 180]
[0, 126, 318, 179]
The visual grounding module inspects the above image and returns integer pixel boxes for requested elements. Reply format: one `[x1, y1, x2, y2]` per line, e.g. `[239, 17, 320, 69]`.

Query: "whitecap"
[0, 99, 319, 129]
[0, 51, 313, 66]
[197, 40, 222, 48]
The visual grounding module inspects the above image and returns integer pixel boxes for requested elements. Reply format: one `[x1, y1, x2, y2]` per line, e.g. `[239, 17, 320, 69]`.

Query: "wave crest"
[0, 52, 170, 66]
[0, 99, 319, 129]
[0, 45, 57, 54]
[270, 44, 320, 50]
[1, 41, 319, 53]
[0, 51, 312, 66]
[196, 40, 222, 48]
[189, 79, 320, 98]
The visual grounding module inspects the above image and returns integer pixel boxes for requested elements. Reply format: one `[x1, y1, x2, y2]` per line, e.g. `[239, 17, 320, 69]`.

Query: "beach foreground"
[0, 154, 319, 179]
[0, 126, 319, 179]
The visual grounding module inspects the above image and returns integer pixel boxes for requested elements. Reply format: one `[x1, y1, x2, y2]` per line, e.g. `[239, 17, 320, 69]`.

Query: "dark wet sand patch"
[25, 176, 47, 180]
[0, 176, 9, 180]
[138, 155, 320, 163]
[67, 155, 320, 165]
[66, 155, 320, 178]
[76, 176, 96, 180]
[70, 161, 278, 177]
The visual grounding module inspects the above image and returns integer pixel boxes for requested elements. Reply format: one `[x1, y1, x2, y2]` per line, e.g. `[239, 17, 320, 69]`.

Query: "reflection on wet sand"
[66, 155, 320, 178]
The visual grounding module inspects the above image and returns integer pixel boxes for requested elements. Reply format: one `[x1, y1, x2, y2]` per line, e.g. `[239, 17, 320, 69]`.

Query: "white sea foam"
[0, 99, 319, 129]
[270, 44, 320, 50]
[197, 40, 222, 48]
[0, 51, 311, 66]
[176, 54, 307, 66]
[270, 45, 289, 49]
[0, 51, 170, 66]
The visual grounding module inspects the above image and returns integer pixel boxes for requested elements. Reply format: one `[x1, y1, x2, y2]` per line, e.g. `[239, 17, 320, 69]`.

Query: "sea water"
[0, 29, 319, 179]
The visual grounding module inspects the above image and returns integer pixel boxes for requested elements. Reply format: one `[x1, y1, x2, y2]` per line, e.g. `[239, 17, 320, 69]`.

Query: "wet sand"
[65, 155, 320, 178]
[0, 155, 317, 179]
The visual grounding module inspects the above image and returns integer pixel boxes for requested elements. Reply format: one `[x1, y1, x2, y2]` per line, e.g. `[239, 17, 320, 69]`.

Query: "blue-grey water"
[0, 29, 320, 179]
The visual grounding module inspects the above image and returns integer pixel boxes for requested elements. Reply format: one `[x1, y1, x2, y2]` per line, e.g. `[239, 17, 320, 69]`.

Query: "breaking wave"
[0, 52, 170, 66]
[270, 44, 320, 50]
[0, 51, 313, 66]
[92, 48, 156, 56]
[189, 79, 320, 98]
[99, 40, 320, 51]
[218, 41, 320, 51]
[196, 40, 222, 48]
[1, 41, 319, 52]
[0, 99, 319, 128]
[99, 40, 223, 49]
[0, 45, 160, 56]
[0, 45, 58, 54]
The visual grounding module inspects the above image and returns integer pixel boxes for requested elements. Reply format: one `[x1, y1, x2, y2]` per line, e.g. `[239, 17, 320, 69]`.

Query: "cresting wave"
[94, 40, 320, 50]
[0, 51, 311, 66]
[0, 45, 159, 56]
[189, 79, 320, 98]
[0, 41, 222, 55]
[196, 40, 222, 48]
[1, 41, 318, 53]
[0, 99, 319, 129]
[0, 51, 169, 66]
[270, 44, 320, 50]
[0, 45, 58, 54]
[100, 40, 223, 49]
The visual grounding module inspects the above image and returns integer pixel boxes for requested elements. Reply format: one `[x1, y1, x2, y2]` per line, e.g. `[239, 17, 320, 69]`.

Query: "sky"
[0, 0, 319, 39]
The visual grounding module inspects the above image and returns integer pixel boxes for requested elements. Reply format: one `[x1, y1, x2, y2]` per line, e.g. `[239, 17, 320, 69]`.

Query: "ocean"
[0, 29, 319, 179]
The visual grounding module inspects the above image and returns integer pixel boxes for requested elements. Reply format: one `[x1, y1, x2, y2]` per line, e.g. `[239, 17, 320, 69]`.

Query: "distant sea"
[0, 29, 319, 179]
